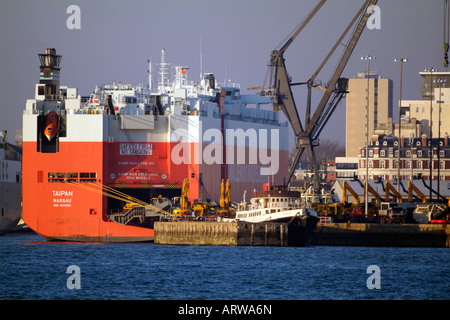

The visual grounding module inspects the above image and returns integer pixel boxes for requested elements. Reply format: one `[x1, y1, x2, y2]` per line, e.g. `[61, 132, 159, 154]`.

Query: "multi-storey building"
[346, 72, 393, 157]
[397, 71, 450, 140]
[357, 132, 450, 182]
[335, 156, 358, 180]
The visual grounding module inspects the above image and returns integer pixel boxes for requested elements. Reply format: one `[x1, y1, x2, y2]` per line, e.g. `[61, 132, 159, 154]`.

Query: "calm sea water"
[1, 233, 449, 300]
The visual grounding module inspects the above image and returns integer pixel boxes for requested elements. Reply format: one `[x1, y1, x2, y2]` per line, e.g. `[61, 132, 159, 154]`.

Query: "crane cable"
[444, 0, 449, 69]
[68, 181, 174, 216]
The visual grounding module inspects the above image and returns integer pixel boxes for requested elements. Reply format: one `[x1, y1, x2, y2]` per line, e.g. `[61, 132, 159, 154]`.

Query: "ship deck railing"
[238, 203, 307, 212]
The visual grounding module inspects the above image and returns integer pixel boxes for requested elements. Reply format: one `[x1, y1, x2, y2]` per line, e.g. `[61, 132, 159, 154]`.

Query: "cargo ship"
[22, 48, 289, 242]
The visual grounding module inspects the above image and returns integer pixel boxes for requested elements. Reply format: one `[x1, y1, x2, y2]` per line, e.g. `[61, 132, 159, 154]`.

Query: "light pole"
[394, 58, 408, 193]
[361, 55, 375, 217]
[410, 133, 414, 180]
[434, 78, 446, 197]
[425, 67, 437, 201]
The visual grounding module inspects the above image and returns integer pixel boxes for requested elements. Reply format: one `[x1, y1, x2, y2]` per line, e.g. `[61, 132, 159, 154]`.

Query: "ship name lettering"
[52, 190, 74, 197]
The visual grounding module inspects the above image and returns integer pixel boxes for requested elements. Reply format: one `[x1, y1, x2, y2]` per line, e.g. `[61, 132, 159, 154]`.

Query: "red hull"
[22, 141, 158, 242]
[22, 139, 288, 242]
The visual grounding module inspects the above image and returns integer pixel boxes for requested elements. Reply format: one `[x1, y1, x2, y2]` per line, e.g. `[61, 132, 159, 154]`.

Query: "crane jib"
[270, 0, 379, 188]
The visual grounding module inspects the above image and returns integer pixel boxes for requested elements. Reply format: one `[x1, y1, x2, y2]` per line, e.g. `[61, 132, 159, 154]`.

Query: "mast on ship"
[159, 49, 169, 93]
[148, 59, 152, 92]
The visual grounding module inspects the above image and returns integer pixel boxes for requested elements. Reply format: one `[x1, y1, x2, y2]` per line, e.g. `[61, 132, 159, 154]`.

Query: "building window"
[383, 141, 388, 146]
[369, 160, 373, 168]
[380, 150, 385, 157]
[405, 161, 411, 169]
[440, 150, 445, 157]
[406, 150, 411, 157]
[417, 141, 421, 146]
[394, 160, 399, 169]
[440, 161, 445, 170]
[418, 161, 423, 169]
[417, 150, 422, 157]
[380, 160, 385, 169]
[369, 150, 373, 157]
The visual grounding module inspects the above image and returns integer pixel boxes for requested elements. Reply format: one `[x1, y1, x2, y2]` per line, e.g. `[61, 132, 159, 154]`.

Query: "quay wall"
[154, 221, 288, 246]
[312, 223, 450, 247]
[154, 221, 450, 247]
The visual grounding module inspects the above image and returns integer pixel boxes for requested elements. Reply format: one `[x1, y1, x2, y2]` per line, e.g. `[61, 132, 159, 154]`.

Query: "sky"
[0, 0, 445, 150]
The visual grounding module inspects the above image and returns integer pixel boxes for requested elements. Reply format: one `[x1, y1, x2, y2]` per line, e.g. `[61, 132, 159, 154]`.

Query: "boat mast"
[148, 59, 152, 92]
[160, 49, 166, 93]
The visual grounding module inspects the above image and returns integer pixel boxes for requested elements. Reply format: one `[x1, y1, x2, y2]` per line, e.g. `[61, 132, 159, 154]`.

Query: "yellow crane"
[408, 180, 427, 203]
[385, 181, 403, 203]
[364, 180, 382, 207]
[173, 178, 191, 216]
[217, 179, 231, 215]
[342, 180, 360, 205]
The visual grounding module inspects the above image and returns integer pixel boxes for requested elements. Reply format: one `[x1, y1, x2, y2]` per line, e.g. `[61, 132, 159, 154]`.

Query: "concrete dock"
[154, 221, 289, 246]
[154, 221, 450, 247]
[312, 223, 450, 247]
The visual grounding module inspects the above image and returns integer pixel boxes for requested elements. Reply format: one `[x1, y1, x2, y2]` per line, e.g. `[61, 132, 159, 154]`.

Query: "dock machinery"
[267, 0, 378, 192]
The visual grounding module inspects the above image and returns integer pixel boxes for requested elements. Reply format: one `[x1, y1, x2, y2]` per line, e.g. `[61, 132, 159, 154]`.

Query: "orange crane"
[217, 179, 231, 215]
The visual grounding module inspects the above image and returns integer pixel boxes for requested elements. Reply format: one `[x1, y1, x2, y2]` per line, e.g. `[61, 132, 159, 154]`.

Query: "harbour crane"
[268, 0, 379, 192]
[444, 0, 449, 69]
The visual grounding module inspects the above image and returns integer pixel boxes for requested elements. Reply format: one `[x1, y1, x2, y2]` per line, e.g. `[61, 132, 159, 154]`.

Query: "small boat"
[228, 185, 318, 223]
[223, 184, 319, 246]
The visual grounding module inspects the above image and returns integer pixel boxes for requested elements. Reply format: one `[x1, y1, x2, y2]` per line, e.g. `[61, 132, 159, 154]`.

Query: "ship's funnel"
[38, 48, 62, 69]
[38, 48, 62, 100]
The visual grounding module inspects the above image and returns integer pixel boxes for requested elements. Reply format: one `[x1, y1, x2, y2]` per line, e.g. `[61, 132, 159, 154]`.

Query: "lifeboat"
[43, 111, 59, 141]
